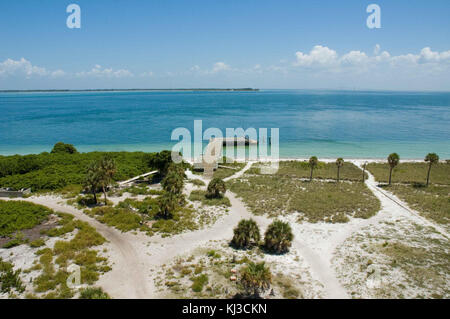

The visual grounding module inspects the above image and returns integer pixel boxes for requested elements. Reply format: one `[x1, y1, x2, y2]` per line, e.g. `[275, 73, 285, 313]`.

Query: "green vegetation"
[240, 261, 272, 297]
[0, 147, 170, 192]
[273, 274, 301, 299]
[79, 287, 110, 299]
[387, 153, 400, 185]
[121, 184, 163, 196]
[84, 155, 117, 205]
[231, 219, 261, 249]
[263, 220, 294, 254]
[189, 190, 231, 207]
[308, 156, 318, 181]
[367, 159, 450, 225]
[206, 178, 226, 199]
[384, 184, 449, 226]
[249, 161, 365, 181]
[191, 274, 209, 292]
[367, 162, 450, 185]
[336, 158, 344, 182]
[229, 174, 380, 223]
[148, 150, 173, 175]
[425, 153, 440, 186]
[0, 258, 25, 294]
[0, 200, 51, 237]
[213, 160, 246, 180]
[189, 179, 205, 186]
[86, 196, 198, 237]
[51, 142, 78, 155]
[31, 217, 109, 298]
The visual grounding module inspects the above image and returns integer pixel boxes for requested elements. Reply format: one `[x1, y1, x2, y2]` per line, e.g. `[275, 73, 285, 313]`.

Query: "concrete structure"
[0, 188, 31, 198]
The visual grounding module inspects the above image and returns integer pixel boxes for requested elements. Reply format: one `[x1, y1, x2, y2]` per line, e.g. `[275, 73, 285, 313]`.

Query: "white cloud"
[51, 69, 66, 78]
[292, 45, 450, 73]
[0, 58, 48, 78]
[340, 51, 369, 66]
[212, 62, 230, 73]
[76, 64, 134, 78]
[294, 45, 338, 67]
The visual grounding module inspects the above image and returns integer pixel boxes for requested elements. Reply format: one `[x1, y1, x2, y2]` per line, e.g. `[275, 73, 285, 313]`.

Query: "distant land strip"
[0, 88, 259, 93]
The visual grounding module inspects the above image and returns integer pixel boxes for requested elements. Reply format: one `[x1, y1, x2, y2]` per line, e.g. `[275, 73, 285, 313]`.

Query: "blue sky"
[1, 0, 449, 90]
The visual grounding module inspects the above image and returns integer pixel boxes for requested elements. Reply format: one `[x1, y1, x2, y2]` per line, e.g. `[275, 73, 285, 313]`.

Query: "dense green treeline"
[0, 150, 168, 191]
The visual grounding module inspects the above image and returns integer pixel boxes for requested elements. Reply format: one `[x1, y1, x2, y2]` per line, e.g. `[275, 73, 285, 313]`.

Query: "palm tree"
[362, 161, 368, 183]
[424, 153, 439, 186]
[335, 158, 344, 182]
[308, 156, 318, 181]
[167, 163, 186, 178]
[231, 219, 260, 249]
[387, 153, 400, 185]
[161, 171, 184, 195]
[263, 220, 294, 254]
[206, 178, 226, 199]
[84, 161, 101, 204]
[98, 155, 117, 205]
[157, 192, 177, 219]
[240, 261, 272, 298]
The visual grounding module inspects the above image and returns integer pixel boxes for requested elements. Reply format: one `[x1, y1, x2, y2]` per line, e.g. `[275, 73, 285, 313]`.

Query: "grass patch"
[383, 184, 449, 226]
[191, 274, 209, 292]
[0, 257, 25, 294]
[32, 217, 109, 298]
[229, 174, 380, 223]
[250, 161, 365, 181]
[86, 197, 200, 237]
[213, 162, 246, 180]
[0, 200, 51, 237]
[79, 287, 110, 299]
[189, 190, 231, 207]
[86, 206, 149, 233]
[367, 162, 450, 185]
[189, 179, 205, 186]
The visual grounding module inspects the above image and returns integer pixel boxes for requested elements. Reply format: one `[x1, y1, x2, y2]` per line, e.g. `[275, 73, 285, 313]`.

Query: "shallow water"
[1, 90, 449, 159]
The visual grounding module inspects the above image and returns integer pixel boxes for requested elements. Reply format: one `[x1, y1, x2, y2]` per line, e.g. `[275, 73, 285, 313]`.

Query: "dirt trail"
[8, 196, 150, 299]
[353, 161, 448, 239]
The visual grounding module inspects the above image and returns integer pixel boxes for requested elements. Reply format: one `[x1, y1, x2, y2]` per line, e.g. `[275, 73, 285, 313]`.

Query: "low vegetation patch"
[334, 218, 450, 299]
[383, 184, 449, 227]
[188, 179, 205, 186]
[189, 190, 231, 207]
[229, 174, 380, 223]
[79, 287, 110, 299]
[0, 200, 51, 237]
[0, 257, 25, 295]
[30, 217, 110, 298]
[213, 161, 246, 180]
[250, 161, 365, 181]
[367, 162, 450, 185]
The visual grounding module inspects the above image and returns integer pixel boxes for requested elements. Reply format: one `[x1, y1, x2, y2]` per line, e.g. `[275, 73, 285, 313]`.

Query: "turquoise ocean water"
[0, 90, 449, 159]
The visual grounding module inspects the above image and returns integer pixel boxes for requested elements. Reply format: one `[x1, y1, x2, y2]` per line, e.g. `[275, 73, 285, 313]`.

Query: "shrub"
[206, 178, 226, 199]
[79, 287, 110, 299]
[263, 220, 294, 254]
[51, 142, 78, 155]
[231, 219, 260, 249]
[191, 274, 208, 292]
[0, 258, 25, 294]
[0, 200, 51, 237]
[240, 262, 271, 297]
